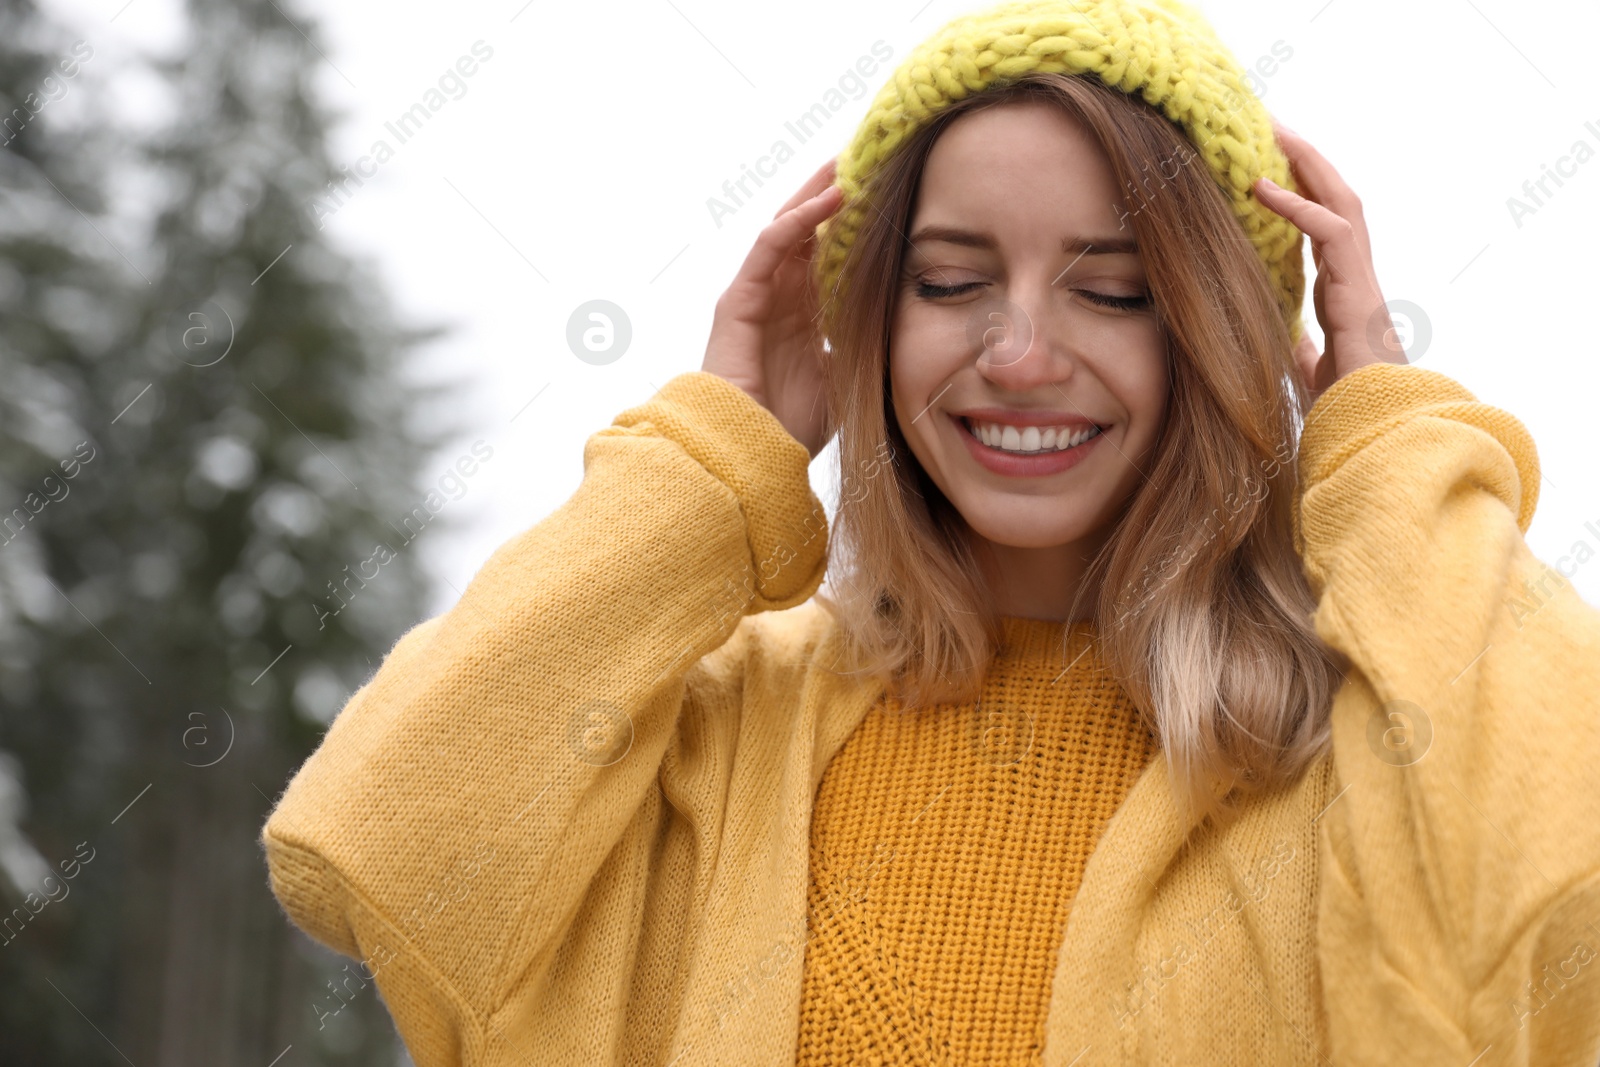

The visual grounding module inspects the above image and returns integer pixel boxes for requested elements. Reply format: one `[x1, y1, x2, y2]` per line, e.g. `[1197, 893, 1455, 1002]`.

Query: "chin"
[958, 499, 1106, 550]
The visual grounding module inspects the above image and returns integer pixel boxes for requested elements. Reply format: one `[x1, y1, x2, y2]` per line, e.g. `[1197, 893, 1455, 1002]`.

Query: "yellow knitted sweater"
[795, 617, 1157, 1063]
[261, 362, 1600, 1066]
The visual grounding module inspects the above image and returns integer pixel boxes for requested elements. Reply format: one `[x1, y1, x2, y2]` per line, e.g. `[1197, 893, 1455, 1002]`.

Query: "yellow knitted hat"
[814, 0, 1306, 345]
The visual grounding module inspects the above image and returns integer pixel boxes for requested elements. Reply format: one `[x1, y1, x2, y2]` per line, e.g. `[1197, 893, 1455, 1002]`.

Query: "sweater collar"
[996, 614, 1100, 667]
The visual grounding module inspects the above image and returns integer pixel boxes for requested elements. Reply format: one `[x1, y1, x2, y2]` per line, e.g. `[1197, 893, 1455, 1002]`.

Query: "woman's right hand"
[701, 157, 844, 460]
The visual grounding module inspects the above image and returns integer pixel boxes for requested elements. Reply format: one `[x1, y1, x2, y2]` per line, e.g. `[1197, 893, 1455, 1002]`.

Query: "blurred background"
[1, 0, 1595, 1062]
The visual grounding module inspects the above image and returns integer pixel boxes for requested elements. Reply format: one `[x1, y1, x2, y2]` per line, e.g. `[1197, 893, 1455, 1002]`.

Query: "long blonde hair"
[811, 72, 1348, 826]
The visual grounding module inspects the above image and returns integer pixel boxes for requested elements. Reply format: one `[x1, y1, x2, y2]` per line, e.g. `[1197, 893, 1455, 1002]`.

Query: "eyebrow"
[906, 225, 1139, 257]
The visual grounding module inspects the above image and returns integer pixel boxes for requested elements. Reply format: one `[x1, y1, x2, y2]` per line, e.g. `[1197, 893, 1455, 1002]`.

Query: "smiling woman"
[260, 0, 1600, 1064]
[813, 71, 1337, 817]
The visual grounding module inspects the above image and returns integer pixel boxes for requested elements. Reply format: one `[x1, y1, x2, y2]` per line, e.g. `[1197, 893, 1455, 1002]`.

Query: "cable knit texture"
[795, 617, 1157, 1064]
[259, 364, 1600, 1065]
[812, 0, 1308, 344]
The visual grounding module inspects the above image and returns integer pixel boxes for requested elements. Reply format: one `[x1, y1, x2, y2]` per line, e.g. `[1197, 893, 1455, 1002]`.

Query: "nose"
[972, 283, 1073, 393]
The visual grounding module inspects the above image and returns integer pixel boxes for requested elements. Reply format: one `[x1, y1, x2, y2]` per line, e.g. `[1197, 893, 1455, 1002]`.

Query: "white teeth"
[966, 418, 1102, 454]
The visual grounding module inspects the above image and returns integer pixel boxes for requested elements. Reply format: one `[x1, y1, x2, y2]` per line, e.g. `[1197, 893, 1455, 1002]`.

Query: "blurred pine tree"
[0, 0, 461, 1061]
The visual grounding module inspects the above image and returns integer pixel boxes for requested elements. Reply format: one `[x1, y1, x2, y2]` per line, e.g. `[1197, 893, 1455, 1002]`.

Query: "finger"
[1270, 121, 1371, 262]
[1292, 332, 1321, 394]
[1271, 122, 1362, 222]
[733, 184, 844, 294]
[1255, 177, 1359, 286]
[774, 157, 839, 220]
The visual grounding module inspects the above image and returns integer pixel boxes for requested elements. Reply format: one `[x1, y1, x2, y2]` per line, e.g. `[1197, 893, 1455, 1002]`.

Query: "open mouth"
[958, 416, 1105, 455]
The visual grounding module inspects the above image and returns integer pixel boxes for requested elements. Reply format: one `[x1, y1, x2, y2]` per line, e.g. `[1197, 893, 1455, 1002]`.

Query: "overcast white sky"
[42, 0, 1600, 620]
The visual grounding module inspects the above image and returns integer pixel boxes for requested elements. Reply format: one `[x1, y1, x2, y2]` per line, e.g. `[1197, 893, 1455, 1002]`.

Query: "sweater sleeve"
[1296, 361, 1600, 1066]
[258, 371, 828, 1063]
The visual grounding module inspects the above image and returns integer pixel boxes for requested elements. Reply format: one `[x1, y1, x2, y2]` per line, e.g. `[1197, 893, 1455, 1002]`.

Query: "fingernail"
[1258, 176, 1280, 191]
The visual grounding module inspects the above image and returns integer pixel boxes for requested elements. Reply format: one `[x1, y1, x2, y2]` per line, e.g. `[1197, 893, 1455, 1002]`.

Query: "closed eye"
[915, 279, 1152, 312]
[1079, 290, 1152, 311]
[915, 280, 983, 299]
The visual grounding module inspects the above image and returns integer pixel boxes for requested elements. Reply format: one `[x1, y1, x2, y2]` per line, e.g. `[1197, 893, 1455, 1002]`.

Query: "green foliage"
[0, 0, 460, 1060]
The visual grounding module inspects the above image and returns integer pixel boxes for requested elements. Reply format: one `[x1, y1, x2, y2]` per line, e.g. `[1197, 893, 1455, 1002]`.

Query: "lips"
[949, 407, 1103, 430]
[962, 418, 1103, 453]
[947, 412, 1100, 476]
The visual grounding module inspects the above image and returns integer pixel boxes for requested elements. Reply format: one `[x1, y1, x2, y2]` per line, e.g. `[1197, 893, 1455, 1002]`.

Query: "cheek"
[888, 308, 930, 419]
[1114, 340, 1171, 453]
[886, 340, 930, 456]
[889, 303, 968, 394]
[1132, 363, 1169, 423]
[887, 310, 959, 474]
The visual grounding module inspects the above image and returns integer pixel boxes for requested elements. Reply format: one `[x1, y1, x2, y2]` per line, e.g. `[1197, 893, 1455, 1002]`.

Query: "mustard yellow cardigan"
[260, 361, 1600, 1065]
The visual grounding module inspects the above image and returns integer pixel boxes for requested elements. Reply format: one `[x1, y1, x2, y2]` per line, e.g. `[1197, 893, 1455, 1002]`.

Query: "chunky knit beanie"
[814, 0, 1307, 344]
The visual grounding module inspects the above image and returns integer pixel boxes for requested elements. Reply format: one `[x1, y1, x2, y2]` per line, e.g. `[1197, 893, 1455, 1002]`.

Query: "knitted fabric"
[813, 0, 1307, 344]
[258, 366, 1600, 1065]
[795, 616, 1157, 1064]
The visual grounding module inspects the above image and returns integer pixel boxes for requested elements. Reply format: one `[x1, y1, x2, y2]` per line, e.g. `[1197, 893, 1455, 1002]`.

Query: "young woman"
[261, 1, 1600, 1064]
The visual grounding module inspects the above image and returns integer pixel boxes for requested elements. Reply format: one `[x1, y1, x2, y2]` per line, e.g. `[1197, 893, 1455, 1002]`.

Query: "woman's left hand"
[1254, 119, 1407, 406]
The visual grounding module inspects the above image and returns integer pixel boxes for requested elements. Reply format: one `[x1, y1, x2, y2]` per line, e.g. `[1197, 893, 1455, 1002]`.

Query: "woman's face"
[889, 99, 1170, 557]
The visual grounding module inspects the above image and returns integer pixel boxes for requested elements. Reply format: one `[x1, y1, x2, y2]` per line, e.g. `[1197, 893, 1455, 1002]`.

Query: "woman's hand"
[702, 157, 844, 460]
[1254, 120, 1407, 407]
